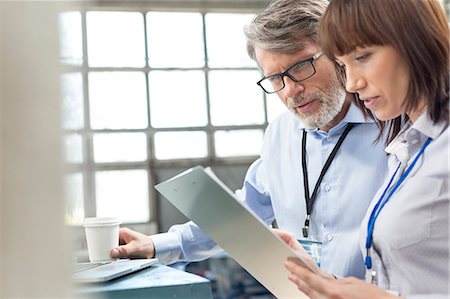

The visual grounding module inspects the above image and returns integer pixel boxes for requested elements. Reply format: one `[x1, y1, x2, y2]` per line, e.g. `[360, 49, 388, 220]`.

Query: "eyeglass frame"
[256, 51, 324, 94]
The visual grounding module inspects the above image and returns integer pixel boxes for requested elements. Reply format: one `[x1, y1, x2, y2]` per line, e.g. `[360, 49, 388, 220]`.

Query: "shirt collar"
[385, 111, 448, 161]
[410, 110, 448, 140]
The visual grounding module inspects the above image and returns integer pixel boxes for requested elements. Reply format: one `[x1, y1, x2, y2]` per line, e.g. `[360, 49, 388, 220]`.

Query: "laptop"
[72, 258, 159, 283]
[155, 166, 316, 299]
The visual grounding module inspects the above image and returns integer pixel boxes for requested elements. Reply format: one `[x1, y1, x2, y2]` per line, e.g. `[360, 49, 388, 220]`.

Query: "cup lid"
[83, 217, 121, 227]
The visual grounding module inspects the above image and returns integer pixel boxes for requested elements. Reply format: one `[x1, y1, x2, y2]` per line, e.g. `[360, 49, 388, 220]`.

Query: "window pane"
[95, 170, 149, 223]
[87, 12, 145, 67]
[65, 172, 84, 225]
[154, 131, 207, 160]
[59, 11, 83, 66]
[266, 93, 288, 122]
[93, 133, 147, 163]
[89, 72, 148, 129]
[205, 13, 256, 68]
[64, 133, 83, 164]
[215, 130, 263, 157]
[209, 70, 264, 126]
[149, 70, 207, 128]
[61, 72, 84, 130]
[147, 12, 204, 68]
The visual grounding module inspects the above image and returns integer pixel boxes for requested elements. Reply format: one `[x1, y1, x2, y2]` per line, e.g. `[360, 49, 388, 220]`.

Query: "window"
[59, 8, 286, 227]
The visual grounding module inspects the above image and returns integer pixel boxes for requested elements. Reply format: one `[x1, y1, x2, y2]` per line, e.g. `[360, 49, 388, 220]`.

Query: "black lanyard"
[301, 123, 354, 238]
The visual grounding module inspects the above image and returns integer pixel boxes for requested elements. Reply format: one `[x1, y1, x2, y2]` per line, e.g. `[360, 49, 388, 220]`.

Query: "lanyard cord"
[301, 123, 355, 238]
[364, 136, 432, 271]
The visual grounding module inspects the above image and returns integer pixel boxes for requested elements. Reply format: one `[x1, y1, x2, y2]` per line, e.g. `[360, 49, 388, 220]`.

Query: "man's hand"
[110, 227, 155, 259]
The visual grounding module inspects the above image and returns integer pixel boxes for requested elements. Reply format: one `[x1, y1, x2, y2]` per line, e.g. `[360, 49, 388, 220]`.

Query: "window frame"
[62, 2, 275, 238]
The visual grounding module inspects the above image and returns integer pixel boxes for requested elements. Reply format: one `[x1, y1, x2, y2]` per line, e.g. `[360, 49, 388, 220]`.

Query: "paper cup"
[83, 217, 121, 263]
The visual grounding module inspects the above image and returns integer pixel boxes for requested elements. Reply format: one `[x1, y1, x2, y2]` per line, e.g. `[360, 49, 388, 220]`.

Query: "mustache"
[287, 91, 322, 108]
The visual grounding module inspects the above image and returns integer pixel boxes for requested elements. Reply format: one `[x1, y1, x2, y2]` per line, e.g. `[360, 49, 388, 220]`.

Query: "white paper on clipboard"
[155, 166, 316, 299]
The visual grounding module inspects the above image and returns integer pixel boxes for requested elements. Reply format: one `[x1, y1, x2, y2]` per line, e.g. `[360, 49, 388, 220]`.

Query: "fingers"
[113, 228, 135, 257]
[110, 248, 120, 258]
[288, 273, 313, 296]
[285, 258, 308, 275]
[272, 229, 304, 251]
[111, 227, 155, 259]
[287, 252, 319, 274]
[118, 227, 134, 244]
[272, 229, 292, 242]
[110, 244, 131, 258]
[285, 259, 329, 297]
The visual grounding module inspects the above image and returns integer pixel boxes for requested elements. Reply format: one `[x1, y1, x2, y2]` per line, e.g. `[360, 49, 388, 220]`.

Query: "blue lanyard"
[364, 136, 432, 272]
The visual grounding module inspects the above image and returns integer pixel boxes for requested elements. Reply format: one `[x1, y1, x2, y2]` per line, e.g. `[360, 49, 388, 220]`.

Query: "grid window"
[214, 130, 264, 157]
[147, 12, 205, 68]
[205, 13, 256, 68]
[154, 131, 208, 160]
[59, 8, 283, 226]
[86, 12, 146, 67]
[209, 70, 265, 126]
[95, 170, 150, 223]
[149, 70, 208, 128]
[65, 172, 85, 225]
[59, 11, 83, 66]
[89, 72, 148, 130]
[64, 133, 83, 164]
[93, 133, 148, 163]
[61, 72, 84, 130]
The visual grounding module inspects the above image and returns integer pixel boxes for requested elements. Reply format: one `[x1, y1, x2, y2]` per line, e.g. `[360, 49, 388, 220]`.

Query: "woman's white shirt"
[360, 112, 449, 297]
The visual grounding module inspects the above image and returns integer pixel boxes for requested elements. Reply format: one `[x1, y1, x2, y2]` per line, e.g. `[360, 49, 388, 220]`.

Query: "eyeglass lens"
[259, 60, 315, 93]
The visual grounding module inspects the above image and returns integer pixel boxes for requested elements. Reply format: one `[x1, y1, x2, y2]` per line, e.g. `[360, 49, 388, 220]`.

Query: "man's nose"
[283, 76, 305, 98]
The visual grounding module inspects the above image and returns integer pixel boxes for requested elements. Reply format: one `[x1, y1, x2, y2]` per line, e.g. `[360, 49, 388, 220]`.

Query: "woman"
[282, 0, 449, 298]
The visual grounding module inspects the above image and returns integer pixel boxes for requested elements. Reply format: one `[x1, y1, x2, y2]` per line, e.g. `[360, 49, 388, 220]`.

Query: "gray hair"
[244, 0, 328, 60]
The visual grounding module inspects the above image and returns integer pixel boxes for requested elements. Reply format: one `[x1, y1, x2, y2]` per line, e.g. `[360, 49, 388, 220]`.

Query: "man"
[111, 0, 388, 279]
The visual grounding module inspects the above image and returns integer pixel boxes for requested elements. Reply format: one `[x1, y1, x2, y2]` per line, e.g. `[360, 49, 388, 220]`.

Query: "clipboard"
[155, 166, 315, 299]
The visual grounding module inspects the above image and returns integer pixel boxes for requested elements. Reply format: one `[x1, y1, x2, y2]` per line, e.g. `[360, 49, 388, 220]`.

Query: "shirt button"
[411, 139, 419, 145]
[324, 184, 331, 191]
[326, 136, 333, 142]
[326, 234, 333, 241]
[409, 130, 417, 136]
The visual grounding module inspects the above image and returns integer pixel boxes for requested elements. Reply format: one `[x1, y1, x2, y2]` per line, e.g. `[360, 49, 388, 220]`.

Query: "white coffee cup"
[83, 217, 121, 263]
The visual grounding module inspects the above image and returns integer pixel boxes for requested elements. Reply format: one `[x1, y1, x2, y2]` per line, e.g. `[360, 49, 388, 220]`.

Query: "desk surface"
[75, 264, 213, 299]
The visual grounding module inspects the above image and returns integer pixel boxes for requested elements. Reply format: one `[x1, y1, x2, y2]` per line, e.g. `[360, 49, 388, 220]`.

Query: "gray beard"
[287, 80, 346, 129]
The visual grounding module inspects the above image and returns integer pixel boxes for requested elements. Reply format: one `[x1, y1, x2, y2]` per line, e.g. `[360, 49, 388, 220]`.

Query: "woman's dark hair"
[319, 0, 449, 143]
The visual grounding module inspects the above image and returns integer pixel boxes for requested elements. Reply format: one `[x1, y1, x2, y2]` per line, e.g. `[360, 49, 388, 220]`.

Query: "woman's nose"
[345, 68, 364, 93]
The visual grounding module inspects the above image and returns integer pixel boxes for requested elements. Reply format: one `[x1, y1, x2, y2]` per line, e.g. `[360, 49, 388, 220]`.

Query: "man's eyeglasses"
[257, 51, 323, 94]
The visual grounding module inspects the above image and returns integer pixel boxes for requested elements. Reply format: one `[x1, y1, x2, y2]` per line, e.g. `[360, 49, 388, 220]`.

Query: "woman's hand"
[272, 229, 333, 279]
[284, 258, 401, 299]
